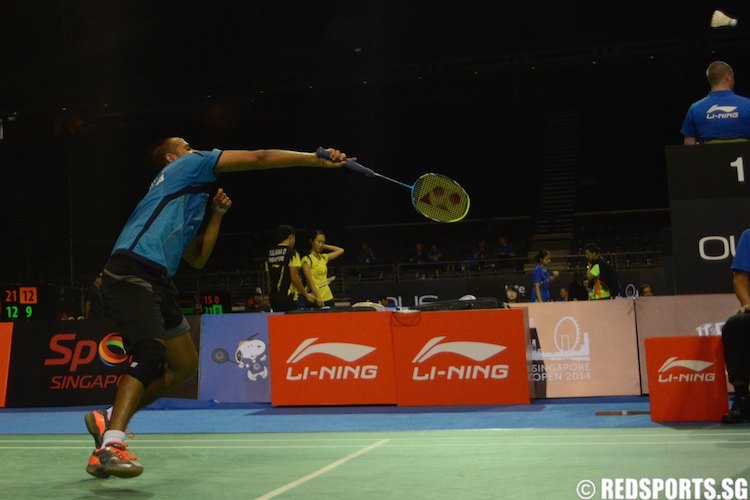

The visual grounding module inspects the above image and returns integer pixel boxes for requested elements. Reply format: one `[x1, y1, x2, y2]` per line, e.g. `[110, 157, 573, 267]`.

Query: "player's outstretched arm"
[216, 148, 348, 173]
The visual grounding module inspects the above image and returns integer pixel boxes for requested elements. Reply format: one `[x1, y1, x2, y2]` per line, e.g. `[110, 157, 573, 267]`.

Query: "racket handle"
[316, 146, 375, 177]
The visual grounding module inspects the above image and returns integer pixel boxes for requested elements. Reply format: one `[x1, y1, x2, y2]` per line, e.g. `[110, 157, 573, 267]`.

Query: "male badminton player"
[84, 138, 348, 478]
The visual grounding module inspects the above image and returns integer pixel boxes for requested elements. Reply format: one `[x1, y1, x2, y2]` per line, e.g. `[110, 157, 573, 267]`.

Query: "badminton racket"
[318, 275, 336, 288]
[316, 147, 470, 223]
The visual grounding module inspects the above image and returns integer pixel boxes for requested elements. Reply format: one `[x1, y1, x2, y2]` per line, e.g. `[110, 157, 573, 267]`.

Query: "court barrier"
[645, 336, 729, 422]
[0, 295, 736, 410]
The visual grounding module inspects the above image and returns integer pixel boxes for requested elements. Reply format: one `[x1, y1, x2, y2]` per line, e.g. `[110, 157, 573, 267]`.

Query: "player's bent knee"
[127, 338, 166, 387]
[174, 355, 199, 383]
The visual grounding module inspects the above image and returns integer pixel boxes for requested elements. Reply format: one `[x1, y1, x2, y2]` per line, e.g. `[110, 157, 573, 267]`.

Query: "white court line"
[254, 439, 389, 500]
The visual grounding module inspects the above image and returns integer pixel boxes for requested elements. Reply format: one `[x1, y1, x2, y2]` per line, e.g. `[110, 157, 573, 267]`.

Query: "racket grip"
[315, 146, 375, 177]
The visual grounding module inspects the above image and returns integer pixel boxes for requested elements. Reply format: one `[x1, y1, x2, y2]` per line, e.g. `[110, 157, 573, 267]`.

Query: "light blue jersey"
[732, 229, 750, 273]
[111, 149, 221, 277]
[681, 90, 750, 143]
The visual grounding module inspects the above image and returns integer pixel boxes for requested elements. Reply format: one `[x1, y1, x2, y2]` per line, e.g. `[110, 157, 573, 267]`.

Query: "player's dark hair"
[583, 242, 600, 254]
[535, 249, 550, 263]
[275, 224, 296, 242]
[149, 137, 177, 168]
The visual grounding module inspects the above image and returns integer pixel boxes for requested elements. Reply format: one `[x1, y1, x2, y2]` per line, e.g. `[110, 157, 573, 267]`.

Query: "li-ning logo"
[285, 337, 378, 381]
[411, 336, 509, 381]
[706, 104, 739, 119]
[657, 356, 716, 383]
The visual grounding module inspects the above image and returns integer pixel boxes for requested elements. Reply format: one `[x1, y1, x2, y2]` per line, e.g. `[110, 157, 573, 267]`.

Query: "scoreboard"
[177, 290, 232, 315]
[200, 291, 231, 314]
[665, 143, 750, 293]
[1, 285, 41, 321]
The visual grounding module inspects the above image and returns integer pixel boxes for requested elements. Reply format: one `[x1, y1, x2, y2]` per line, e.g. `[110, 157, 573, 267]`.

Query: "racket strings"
[412, 174, 470, 223]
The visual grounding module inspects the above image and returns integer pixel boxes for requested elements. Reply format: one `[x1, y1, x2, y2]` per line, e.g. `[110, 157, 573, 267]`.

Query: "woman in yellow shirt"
[301, 230, 345, 307]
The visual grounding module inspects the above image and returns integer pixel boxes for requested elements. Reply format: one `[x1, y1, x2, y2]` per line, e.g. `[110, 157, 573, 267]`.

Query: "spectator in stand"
[639, 283, 655, 297]
[357, 242, 377, 265]
[427, 242, 443, 264]
[459, 248, 477, 273]
[426, 242, 445, 277]
[406, 242, 427, 264]
[567, 271, 590, 301]
[356, 242, 379, 281]
[558, 287, 570, 302]
[494, 235, 518, 270]
[406, 242, 427, 279]
[471, 239, 489, 270]
[245, 287, 271, 313]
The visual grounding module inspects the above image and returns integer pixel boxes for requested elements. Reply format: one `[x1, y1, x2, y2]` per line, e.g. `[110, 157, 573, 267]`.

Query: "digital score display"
[200, 291, 231, 314]
[177, 291, 231, 315]
[2, 285, 39, 321]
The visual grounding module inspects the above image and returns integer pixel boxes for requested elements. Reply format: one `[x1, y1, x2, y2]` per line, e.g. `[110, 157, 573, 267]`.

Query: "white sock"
[105, 407, 113, 420]
[102, 430, 126, 448]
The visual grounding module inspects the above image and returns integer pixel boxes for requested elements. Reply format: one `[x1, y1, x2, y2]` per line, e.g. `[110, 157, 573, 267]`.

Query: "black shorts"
[101, 255, 190, 346]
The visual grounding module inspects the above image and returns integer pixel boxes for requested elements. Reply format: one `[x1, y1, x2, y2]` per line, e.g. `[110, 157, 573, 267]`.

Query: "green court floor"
[1, 427, 747, 499]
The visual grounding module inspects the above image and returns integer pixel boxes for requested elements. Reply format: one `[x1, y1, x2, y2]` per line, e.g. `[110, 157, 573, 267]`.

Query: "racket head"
[411, 173, 470, 223]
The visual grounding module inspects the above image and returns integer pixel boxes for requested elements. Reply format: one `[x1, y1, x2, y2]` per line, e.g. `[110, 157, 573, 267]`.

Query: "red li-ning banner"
[269, 312, 397, 406]
[645, 336, 729, 422]
[391, 309, 531, 406]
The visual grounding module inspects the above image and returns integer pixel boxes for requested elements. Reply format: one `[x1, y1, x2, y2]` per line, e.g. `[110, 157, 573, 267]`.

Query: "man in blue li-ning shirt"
[681, 60, 750, 145]
[84, 138, 349, 478]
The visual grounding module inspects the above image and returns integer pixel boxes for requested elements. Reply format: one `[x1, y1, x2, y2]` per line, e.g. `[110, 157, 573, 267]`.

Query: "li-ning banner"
[269, 311, 397, 406]
[391, 308, 532, 406]
[4, 319, 127, 407]
[645, 335, 729, 422]
[198, 312, 272, 403]
[665, 143, 750, 294]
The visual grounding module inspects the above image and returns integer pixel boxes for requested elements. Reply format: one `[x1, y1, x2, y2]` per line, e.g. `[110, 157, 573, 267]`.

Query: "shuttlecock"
[711, 10, 738, 28]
